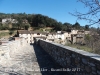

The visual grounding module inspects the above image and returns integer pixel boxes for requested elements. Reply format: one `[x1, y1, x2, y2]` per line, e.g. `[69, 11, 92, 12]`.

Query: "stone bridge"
[0, 40, 67, 75]
[38, 40, 100, 75]
[0, 39, 100, 75]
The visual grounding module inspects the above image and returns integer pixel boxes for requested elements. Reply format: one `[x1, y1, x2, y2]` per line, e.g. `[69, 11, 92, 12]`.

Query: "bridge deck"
[0, 44, 68, 75]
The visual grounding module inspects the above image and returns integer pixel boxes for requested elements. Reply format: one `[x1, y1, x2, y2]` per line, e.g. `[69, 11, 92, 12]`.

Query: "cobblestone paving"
[0, 44, 68, 75]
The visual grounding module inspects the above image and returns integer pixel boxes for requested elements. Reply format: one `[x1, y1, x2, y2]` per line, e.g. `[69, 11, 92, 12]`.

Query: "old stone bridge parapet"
[38, 39, 100, 75]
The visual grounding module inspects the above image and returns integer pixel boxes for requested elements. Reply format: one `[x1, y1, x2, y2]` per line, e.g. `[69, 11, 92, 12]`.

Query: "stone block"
[75, 58, 80, 64]
[39, 40, 100, 74]
[91, 71, 97, 75]
[72, 53, 76, 58]
[97, 71, 100, 75]
[88, 62, 95, 67]
[82, 58, 88, 65]
[85, 66, 91, 72]
[96, 64, 100, 70]
[91, 67, 96, 71]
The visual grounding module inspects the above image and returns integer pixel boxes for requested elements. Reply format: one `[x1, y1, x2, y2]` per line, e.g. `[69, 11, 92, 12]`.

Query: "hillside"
[0, 13, 89, 32]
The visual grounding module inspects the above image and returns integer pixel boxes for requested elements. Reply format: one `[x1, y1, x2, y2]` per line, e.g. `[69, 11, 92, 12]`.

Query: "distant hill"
[0, 13, 89, 31]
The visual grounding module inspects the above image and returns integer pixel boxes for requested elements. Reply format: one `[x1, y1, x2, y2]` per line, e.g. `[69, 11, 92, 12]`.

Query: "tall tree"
[85, 25, 89, 30]
[73, 22, 80, 29]
[63, 22, 72, 29]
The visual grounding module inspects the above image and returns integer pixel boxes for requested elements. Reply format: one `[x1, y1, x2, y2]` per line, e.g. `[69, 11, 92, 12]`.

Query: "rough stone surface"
[39, 39, 100, 75]
[0, 39, 69, 75]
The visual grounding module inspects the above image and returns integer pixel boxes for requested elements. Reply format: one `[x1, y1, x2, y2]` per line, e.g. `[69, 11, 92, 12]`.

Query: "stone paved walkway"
[0, 44, 68, 75]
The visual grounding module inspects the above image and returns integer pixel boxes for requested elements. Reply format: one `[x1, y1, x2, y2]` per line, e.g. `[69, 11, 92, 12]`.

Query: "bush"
[25, 24, 29, 30]
[9, 30, 14, 35]
[0, 24, 10, 30]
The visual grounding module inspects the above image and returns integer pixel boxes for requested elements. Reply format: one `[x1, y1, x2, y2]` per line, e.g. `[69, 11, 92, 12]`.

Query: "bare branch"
[70, 0, 100, 26]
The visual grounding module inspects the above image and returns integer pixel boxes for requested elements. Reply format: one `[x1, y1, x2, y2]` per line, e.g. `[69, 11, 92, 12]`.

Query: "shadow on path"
[33, 44, 68, 75]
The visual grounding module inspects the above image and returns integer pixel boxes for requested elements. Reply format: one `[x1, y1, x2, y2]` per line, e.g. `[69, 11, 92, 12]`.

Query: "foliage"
[63, 22, 72, 29]
[66, 43, 92, 52]
[73, 22, 80, 29]
[9, 30, 14, 35]
[0, 24, 9, 30]
[85, 25, 89, 30]
[24, 24, 30, 30]
[0, 13, 89, 31]
[97, 27, 100, 35]
[0, 32, 10, 38]
[85, 34, 100, 54]
[85, 34, 91, 40]
[9, 29, 15, 35]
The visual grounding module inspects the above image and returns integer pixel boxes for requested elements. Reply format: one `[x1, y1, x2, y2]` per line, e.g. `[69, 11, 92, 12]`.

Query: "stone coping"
[40, 39, 100, 61]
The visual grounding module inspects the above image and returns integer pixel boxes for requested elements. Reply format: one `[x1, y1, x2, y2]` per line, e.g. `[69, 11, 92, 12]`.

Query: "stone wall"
[8, 38, 27, 57]
[0, 38, 27, 60]
[39, 39, 100, 75]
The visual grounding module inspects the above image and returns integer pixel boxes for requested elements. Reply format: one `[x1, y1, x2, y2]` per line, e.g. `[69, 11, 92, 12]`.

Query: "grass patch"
[0, 30, 16, 38]
[0, 32, 10, 38]
[33, 27, 54, 32]
[66, 44, 92, 52]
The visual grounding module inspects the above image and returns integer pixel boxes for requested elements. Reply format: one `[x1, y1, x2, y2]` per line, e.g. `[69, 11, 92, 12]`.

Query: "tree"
[53, 22, 63, 31]
[63, 22, 72, 29]
[24, 24, 30, 30]
[97, 27, 100, 34]
[85, 25, 89, 30]
[73, 22, 81, 29]
[16, 17, 23, 29]
[70, 0, 100, 25]
[85, 34, 100, 53]
[0, 18, 2, 22]
[70, 0, 100, 54]
[9, 30, 14, 35]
